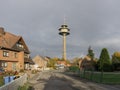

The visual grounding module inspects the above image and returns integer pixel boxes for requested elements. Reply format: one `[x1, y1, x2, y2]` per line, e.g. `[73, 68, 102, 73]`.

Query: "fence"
[0, 74, 28, 90]
[78, 70, 120, 84]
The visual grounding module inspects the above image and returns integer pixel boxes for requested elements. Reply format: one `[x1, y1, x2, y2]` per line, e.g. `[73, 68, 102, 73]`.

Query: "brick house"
[0, 27, 33, 71]
[32, 55, 48, 71]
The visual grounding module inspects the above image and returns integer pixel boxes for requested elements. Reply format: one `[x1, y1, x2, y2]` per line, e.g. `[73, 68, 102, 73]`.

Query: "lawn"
[102, 73, 120, 84]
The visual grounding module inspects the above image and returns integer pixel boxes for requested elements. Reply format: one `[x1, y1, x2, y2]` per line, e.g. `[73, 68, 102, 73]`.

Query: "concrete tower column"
[63, 33, 66, 60]
[59, 24, 70, 60]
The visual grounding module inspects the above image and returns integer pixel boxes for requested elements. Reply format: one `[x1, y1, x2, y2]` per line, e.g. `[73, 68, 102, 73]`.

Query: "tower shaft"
[63, 33, 67, 60]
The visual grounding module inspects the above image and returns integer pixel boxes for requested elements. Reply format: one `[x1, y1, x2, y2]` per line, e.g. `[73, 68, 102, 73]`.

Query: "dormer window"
[16, 43, 24, 48]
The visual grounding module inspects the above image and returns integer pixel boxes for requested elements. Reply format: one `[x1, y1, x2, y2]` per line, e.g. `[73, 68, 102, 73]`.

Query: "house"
[32, 55, 48, 71]
[55, 60, 71, 69]
[0, 27, 33, 71]
[79, 56, 95, 70]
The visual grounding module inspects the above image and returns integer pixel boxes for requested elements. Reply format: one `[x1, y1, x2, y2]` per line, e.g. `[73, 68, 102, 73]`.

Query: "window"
[3, 51, 9, 57]
[1, 62, 7, 67]
[16, 43, 24, 48]
[24, 54, 29, 58]
[12, 62, 16, 71]
[14, 52, 17, 58]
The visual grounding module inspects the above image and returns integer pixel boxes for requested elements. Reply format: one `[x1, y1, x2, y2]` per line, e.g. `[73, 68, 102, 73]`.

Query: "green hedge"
[69, 66, 79, 72]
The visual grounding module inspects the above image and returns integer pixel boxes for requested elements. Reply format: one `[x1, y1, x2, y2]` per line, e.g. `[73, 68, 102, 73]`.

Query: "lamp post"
[59, 24, 70, 60]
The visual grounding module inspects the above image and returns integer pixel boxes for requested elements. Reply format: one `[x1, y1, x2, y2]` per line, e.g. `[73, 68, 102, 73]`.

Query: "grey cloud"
[1, 0, 120, 59]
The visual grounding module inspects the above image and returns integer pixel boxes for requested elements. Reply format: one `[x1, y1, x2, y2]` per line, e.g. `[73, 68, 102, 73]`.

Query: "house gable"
[0, 27, 30, 53]
[12, 37, 30, 53]
[33, 55, 47, 67]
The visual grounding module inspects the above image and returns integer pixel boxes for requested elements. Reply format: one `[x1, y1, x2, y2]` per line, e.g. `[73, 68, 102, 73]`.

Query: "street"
[28, 70, 120, 90]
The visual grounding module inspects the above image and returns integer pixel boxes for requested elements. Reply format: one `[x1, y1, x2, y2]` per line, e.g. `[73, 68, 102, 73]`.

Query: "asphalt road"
[28, 70, 120, 90]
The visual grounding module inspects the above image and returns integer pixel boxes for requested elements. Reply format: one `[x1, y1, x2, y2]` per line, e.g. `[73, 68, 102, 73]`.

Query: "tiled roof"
[0, 32, 21, 48]
[0, 27, 30, 53]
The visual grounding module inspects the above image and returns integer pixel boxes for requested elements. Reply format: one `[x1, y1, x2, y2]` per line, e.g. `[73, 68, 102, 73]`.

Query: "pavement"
[27, 70, 120, 90]
[27, 71, 51, 90]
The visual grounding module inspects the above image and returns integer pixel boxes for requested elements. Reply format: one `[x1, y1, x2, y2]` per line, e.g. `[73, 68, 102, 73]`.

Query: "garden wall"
[0, 74, 27, 90]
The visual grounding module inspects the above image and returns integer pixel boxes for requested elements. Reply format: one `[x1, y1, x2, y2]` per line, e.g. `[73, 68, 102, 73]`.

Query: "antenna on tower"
[64, 15, 67, 25]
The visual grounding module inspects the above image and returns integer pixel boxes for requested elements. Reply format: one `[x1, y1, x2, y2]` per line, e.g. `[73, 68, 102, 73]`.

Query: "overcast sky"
[0, 0, 120, 59]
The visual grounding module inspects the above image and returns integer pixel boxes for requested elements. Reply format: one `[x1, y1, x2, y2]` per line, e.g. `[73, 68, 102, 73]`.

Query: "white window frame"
[1, 62, 7, 67]
[3, 51, 9, 57]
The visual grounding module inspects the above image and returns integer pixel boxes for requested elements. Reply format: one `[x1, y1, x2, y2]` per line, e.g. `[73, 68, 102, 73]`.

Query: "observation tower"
[58, 22, 70, 60]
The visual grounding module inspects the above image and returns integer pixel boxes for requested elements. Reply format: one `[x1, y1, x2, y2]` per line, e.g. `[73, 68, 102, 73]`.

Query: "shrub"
[3, 70, 15, 76]
[31, 70, 37, 74]
[19, 69, 24, 73]
[69, 66, 79, 72]
[102, 63, 113, 72]
[17, 83, 30, 90]
[112, 63, 120, 71]
[18, 84, 34, 90]
[0, 75, 4, 86]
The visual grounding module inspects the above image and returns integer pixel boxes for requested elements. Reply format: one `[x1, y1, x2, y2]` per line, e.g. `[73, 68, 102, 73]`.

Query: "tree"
[66, 60, 70, 64]
[87, 46, 94, 60]
[98, 48, 111, 71]
[112, 52, 120, 61]
[112, 52, 120, 71]
[87, 46, 96, 70]
[47, 58, 58, 68]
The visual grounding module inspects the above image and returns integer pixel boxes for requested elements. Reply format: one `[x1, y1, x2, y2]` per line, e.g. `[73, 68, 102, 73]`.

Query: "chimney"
[0, 27, 5, 36]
